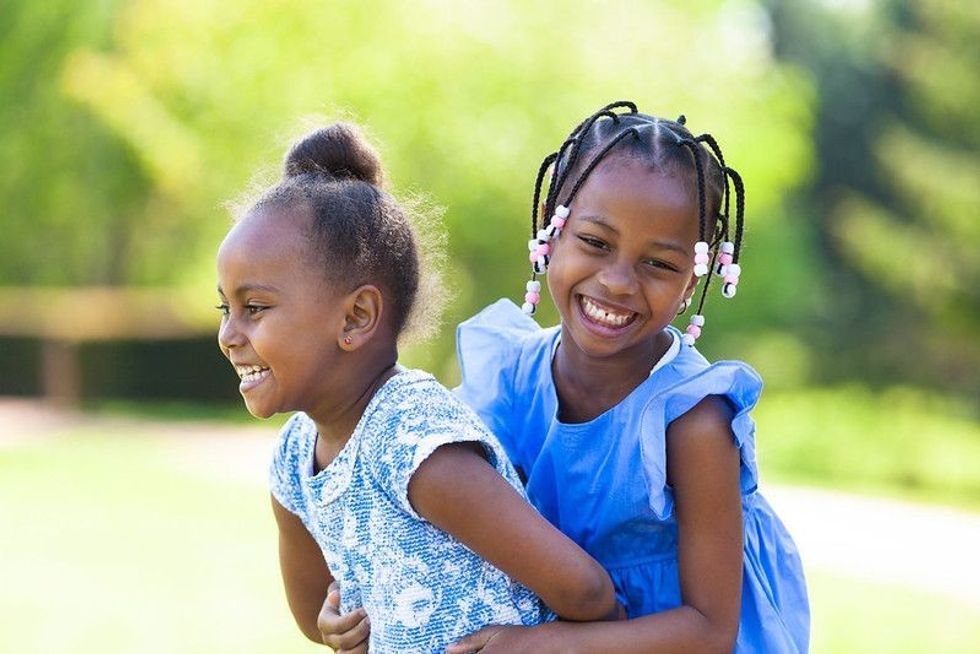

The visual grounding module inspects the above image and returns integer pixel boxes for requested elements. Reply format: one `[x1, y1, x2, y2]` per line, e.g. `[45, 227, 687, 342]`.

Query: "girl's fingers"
[326, 581, 341, 609]
[334, 614, 370, 650]
[446, 626, 500, 653]
[318, 607, 368, 648]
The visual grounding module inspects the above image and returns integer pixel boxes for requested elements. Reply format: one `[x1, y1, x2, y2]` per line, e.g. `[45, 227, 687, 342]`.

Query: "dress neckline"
[546, 326, 681, 428]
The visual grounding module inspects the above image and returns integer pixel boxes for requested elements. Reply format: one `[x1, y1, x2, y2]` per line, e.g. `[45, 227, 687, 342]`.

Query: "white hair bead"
[722, 283, 737, 298]
[528, 239, 538, 252]
[544, 224, 560, 240]
[694, 241, 710, 254]
[690, 314, 705, 327]
[720, 241, 735, 254]
[532, 255, 549, 274]
[526, 280, 541, 292]
[537, 229, 550, 242]
[555, 205, 570, 218]
[681, 333, 696, 347]
[694, 263, 709, 277]
[728, 263, 742, 277]
[521, 302, 536, 315]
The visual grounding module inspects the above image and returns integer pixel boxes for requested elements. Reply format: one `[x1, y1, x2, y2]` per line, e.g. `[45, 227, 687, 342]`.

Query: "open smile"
[577, 294, 639, 333]
[234, 364, 271, 392]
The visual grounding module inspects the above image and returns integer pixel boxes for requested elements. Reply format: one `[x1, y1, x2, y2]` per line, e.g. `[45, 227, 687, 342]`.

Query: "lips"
[577, 294, 638, 330]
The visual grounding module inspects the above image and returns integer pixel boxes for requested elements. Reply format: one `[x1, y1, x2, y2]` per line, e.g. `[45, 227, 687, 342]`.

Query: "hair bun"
[284, 122, 384, 185]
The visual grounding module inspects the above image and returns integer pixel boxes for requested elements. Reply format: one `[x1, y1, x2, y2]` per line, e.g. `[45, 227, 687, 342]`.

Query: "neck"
[552, 328, 672, 423]
[311, 348, 400, 446]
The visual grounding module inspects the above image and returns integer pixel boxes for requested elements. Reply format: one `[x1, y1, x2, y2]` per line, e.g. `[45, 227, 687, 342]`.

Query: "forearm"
[271, 495, 333, 642]
[528, 607, 736, 654]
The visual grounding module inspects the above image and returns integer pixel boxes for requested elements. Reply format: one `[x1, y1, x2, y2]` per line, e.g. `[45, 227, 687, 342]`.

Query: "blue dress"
[456, 300, 810, 653]
[270, 369, 550, 653]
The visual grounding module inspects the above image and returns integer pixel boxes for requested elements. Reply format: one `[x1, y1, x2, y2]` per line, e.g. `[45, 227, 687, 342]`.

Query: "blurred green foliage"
[0, 0, 976, 396]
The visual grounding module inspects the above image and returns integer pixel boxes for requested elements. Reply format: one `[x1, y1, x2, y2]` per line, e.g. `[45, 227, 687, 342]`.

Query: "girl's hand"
[446, 624, 562, 654]
[317, 581, 370, 653]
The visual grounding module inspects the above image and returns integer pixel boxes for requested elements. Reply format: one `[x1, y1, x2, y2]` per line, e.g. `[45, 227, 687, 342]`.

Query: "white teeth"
[235, 365, 269, 381]
[580, 296, 635, 328]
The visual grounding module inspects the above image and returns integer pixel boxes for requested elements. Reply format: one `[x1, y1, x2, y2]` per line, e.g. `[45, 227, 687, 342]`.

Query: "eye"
[644, 259, 679, 272]
[245, 304, 267, 315]
[215, 303, 229, 317]
[577, 235, 608, 251]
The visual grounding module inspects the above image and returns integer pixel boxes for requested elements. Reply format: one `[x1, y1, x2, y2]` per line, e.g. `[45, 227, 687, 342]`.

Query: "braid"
[696, 133, 731, 243]
[679, 139, 708, 244]
[518, 101, 745, 340]
[531, 152, 558, 238]
[544, 137, 579, 220]
[726, 166, 746, 262]
[562, 128, 641, 204]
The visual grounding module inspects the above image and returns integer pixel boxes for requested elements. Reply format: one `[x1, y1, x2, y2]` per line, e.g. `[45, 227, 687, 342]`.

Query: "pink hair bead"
[550, 216, 566, 229]
[719, 252, 734, 265]
[529, 250, 539, 263]
[724, 273, 740, 285]
[555, 205, 570, 219]
[694, 252, 710, 265]
[685, 324, 702, 339]
[537, 243, 551, 256]
[525, 291, 540, 305]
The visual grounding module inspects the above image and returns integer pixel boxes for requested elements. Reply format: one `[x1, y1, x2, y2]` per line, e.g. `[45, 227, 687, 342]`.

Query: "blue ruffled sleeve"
[455, 299, 539, 462]
[638, 360, 763, 520]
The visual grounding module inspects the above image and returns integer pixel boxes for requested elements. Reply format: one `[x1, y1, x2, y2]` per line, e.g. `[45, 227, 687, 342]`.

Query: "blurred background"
[1, 0, 977, 652]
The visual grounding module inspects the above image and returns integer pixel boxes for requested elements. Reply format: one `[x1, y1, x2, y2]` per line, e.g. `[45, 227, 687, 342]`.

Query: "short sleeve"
[638, 361, 763, 520]
[455, 299, 539, 460]
[363, 379, 522, 521]
[269, 413, 314, 520]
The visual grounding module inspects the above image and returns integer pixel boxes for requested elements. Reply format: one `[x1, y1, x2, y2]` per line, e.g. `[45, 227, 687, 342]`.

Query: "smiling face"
[216, 206, 349, 420]
[547, 157, 701, 365]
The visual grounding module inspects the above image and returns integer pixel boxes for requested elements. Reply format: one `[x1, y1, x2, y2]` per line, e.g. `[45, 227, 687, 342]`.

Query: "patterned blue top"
[456, 300, 810, 653]
[270, 369, 549, 653]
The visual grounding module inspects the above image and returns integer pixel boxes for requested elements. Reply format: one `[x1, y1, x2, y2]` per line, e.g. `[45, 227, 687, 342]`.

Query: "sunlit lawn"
[2, 388, 979, 653]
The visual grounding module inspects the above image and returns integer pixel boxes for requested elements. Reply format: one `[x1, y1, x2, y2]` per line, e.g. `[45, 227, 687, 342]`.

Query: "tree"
[767, 0, 980, 396]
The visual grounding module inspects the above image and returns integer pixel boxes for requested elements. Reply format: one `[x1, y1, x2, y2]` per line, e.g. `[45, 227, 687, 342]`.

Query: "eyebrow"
[578, 214, 689, 256]
[216, 283, 281, 297]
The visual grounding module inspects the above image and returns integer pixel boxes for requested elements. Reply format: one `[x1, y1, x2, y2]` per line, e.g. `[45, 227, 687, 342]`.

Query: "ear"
[338, 285, 384, 351]
[683, 273, 699, 300]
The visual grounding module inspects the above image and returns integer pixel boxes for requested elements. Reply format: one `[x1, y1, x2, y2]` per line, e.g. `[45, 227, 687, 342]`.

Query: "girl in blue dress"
[216, 122, 620, 653]
[449, 102, 810, 653]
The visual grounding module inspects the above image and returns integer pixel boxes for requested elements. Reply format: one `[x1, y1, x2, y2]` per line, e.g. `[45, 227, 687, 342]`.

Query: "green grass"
[755, 386, 980, 510]
[0, 427, 317, 654]
[3, 388, 979, 653]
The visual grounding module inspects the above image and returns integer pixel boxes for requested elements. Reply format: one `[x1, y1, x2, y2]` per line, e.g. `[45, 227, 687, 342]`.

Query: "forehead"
[572, 158, 699, 236]
[217, 207, 315, 288]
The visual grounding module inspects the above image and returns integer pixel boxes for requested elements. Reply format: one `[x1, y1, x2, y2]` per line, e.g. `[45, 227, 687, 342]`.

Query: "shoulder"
[457, 299, 555, 369]
[656, 344, 763, 422]
[361, 370, 489, 450]
[273, 412, 316, 462]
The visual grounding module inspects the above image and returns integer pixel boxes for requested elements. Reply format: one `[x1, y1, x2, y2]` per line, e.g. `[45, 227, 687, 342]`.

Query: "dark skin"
[323, 161, 745, 652]
[219, 207, 621, 652]
[446, 161, 744, 653]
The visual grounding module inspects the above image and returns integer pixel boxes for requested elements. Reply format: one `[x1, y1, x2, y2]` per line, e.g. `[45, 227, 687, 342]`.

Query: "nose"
[217, 313, 245, 353]
[597, 258, 639, 296]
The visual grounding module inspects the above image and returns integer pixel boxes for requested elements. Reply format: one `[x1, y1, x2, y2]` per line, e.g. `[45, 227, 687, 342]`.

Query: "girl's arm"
[448, 396, 743, 654]
[408, 442, 620, 622]
[270, 496, 369, 649]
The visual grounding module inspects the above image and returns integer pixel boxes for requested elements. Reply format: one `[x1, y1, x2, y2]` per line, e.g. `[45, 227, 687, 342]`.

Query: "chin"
[243, 400, 278, 420]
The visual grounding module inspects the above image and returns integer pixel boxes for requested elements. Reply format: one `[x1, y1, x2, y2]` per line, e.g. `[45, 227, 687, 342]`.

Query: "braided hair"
[525, 101, 746, 334]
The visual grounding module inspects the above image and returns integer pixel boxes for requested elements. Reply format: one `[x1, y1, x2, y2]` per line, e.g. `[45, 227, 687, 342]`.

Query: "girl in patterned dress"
[215, 122, 620, 653]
